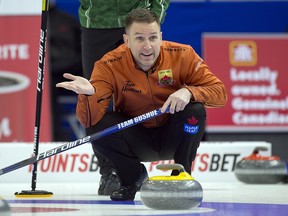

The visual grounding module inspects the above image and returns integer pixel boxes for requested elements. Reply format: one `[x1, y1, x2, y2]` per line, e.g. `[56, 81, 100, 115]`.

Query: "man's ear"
[123, 34, 128, 45]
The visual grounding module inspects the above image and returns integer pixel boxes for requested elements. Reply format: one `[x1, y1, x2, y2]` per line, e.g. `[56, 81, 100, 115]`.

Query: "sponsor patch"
[157, 69, 175, 86]
[188, 116, 199, 125]
[184, 124, 199, 134]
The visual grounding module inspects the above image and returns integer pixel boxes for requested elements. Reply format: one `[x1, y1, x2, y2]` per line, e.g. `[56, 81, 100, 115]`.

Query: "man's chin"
[141, 59, 154, 65]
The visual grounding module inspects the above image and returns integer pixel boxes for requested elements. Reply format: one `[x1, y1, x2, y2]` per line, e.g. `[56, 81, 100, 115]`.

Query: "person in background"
[57, 8, 227, 201]
[78, 0, 171, 196]
[48, 0, 83, 141]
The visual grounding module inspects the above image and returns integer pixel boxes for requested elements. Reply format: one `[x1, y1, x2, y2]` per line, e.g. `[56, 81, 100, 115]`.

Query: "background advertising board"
[203, 34, 288, 132]
[0, 141, 271, 183]
[0, 0, 52, 142]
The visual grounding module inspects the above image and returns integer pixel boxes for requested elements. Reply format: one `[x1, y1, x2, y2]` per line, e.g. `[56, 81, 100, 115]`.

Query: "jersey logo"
[121, 81, 141, 93]
[157, 69, 175, 86]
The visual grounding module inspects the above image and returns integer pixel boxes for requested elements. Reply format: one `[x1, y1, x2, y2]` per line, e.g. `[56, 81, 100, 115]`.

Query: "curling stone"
[0, 197, 11, 216]
[140, 163, 203, 210]
[234, 147, 287, 184]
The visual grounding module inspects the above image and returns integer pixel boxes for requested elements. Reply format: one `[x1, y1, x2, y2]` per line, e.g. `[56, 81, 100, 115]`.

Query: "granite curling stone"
[140, 163, 203, 210]
[234, 147, 287, 184]
[0, 197, 11, 216]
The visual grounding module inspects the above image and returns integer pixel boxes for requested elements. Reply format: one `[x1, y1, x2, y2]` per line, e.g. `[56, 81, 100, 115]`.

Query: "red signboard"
[203, 34, 288, 132]
[0, 15, 52, 141]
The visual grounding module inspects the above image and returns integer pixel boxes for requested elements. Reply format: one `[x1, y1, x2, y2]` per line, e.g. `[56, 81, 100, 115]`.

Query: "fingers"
[56, 73, 77, 89]
[55, 73, 94, 95]
[55, 81, 73, 90]
[55, 73, 76, 91]
[175, 100, 185, 113]
[169, 98, 177, 114]
[170, 99, 185, 114]
[161, 97, 183, 114]
[63, 73, 76, 81]
[161, 99, 170, 113]
[161, 88, 192, 114]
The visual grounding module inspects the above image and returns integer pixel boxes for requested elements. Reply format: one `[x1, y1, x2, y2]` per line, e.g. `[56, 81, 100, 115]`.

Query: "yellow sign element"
[229, 41, 257, 66]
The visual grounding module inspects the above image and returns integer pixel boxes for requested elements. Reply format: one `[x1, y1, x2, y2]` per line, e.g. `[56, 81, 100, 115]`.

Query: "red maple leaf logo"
[161, 75, 171, 81]
[188, 116, 198, 125]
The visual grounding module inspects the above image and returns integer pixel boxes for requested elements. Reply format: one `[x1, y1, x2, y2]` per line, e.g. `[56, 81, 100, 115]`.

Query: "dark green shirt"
[79, 0, 170, 28]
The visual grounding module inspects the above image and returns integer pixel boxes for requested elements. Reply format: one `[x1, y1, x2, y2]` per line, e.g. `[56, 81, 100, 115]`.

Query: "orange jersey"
[76, 41, 227, 128]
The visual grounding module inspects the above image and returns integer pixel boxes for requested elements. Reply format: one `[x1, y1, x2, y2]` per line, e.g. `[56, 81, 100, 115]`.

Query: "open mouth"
[141, 53, 153, 57]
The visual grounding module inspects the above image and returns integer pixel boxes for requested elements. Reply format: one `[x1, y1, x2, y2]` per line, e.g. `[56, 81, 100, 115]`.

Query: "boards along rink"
[140, 163, 203, 210]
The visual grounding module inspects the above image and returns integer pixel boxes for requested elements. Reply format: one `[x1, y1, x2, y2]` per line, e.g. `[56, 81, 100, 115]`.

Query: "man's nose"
[143, 40, 152, 49]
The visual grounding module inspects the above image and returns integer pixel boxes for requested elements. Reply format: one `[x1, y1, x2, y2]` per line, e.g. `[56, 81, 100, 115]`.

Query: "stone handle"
[156, 163, 185, 173]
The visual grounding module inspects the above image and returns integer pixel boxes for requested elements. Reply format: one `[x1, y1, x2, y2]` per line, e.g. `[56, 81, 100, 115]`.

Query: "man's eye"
[150, 36, 158, 41]
[136, 37, 144, 41]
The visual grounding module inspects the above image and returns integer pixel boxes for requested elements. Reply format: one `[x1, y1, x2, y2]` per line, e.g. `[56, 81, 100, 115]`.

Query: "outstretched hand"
[161, 88, 192, 114]
[56, 73, 95, 95]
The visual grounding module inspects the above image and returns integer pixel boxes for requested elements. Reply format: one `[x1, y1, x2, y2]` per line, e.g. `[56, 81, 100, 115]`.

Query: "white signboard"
[0, 0, 41, 15]
[0, 141, 271, 183]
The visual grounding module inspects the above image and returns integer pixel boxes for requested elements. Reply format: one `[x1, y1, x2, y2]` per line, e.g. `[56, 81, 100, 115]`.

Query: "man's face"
[124, 21, 162, 72]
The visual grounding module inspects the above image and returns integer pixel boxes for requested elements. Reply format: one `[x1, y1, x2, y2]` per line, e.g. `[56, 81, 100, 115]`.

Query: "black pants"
[86, 103, 206, 186]
[81, 27, 125, 175]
